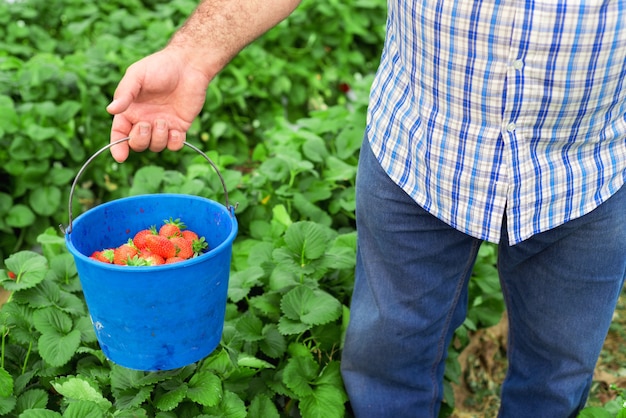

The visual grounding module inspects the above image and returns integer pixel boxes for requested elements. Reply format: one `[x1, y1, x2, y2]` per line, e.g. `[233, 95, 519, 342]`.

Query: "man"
[108, 1, 626, 417]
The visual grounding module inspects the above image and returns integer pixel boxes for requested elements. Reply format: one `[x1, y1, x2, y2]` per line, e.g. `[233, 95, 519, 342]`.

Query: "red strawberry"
[144, 234, 177, 259]
[90, 249, 114, 263]
[113, 241, 139, 265]
[170, 236, 193, 259]
[133, 226, 156, 250]
[165, 256, 185, 264]
[181, 230, 199, 241]
[140, 251, 165, 266]
[7, 271, 17, 280]
[159, 218, 185, 238]
[338, 82, 351, 93]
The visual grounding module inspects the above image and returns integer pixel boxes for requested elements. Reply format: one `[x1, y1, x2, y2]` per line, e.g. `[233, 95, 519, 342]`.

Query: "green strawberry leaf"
[203, 390, 246, 418]
[236, 354, 275, 370]
[60, 400, 105, 418]
[29, 186, 61, 217]
[235, 312, 264, 342]
[15, 388, 48, 410]
[154, 383, 188, 412]
[111, 386, 152, 410]
[277, 316, 310, 336]
[56, 291, 87, 317]
[1, 251, 48, 291]
[298, 384, 346, 418]
[259, 324, 287, 359]
[272, 204, 292, 229]
[49, 253, 78, 285]
[38, 329, 82, 367]
[227, 266, 264, 303]
[5, 204, 36, 228]
[51, 377, 112, 410]
[0, 303, 36, 346]
[16, 409, 61, 418]
[282, 355, 318, 397]
[33, 308, 81, 367]
[280, 286, 342, 326]
[283, 221, 329, 260]
[75, 315, 98, 343]
[0, 395, 17, 417]
[323, 232, 357, 270]
[0, 367, 13, 397]
[248, 291, 282, 317]
[577, 408, 611, 418]
[323, 155, 357, 182]
[187, 371, 222, 407]
[200, 349, 236, 376]
[32, 307, 72, 334]
[110, 367, 152, 392]
[248, 394, 280, 418]
[129, 165, 165, 195]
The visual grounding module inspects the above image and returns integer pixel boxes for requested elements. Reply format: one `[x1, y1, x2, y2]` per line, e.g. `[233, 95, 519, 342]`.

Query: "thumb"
[106, 97, 129, 115]
[106, 74, 142, 115]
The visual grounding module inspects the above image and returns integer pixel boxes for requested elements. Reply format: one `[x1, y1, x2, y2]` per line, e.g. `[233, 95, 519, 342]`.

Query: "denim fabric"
[341, 139, 626, 418]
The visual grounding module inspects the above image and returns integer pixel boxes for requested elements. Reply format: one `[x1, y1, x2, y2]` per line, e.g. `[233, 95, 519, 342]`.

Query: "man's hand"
[106, 0, 301, 163]
[106, 49, 211, 162]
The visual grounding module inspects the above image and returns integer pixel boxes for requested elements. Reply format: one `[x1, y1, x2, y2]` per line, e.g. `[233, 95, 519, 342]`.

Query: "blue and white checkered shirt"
[367, 0, 626, 244]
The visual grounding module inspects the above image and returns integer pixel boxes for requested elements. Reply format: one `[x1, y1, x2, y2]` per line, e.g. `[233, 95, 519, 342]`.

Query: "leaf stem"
[1, 327, 6, 369]
[21, 340, 33, 374]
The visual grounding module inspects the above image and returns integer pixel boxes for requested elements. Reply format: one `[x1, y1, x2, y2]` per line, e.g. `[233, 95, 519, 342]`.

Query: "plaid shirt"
[367, 0, 626, 244]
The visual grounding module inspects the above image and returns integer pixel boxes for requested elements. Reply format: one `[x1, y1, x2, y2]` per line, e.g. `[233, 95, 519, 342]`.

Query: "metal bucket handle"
[62, 137, 235, 234]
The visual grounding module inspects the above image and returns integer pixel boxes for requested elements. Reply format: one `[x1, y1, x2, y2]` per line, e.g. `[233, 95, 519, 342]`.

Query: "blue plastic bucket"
[64, 139, 237, 371]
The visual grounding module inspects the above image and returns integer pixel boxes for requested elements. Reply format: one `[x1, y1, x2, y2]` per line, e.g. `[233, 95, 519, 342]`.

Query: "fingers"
[110, 114, 132, 163]
[110, 117, 185, 163]
[150, 119, 169, 152]
[167, 130, 186, 152]
[110, 142, 130, 163]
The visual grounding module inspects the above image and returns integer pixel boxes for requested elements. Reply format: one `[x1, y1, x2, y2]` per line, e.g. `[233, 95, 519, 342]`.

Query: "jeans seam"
[429, 238, 482, 417]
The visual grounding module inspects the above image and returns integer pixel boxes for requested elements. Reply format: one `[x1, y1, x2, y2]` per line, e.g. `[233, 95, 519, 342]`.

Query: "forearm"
[167, 0, 302, 79]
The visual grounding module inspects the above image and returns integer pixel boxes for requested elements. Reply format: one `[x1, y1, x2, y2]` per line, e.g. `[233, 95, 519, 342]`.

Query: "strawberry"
[181, 230, 199, 241]
[133, 226, 156, 250]
[165, 256, 185, 264]
[90, 249, 114, 263]
[144, 234, 177, 259]
[113, 240, 139, 265]
[159, 218, 185, 238]
[7, 271, 17, 280]
[182, 229, 209, 256]
[170, 236, 193, 259]
[140, 251, 165, 266]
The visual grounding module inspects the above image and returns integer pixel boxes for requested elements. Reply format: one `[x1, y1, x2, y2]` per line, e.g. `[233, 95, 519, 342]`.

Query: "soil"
[449, 291, 626, 417]
[0, 287, 9, 306]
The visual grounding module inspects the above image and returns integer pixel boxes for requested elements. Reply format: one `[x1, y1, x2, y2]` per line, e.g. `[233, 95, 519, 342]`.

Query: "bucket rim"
[65, 193, 238, 271]
[62, 138, 237, 235]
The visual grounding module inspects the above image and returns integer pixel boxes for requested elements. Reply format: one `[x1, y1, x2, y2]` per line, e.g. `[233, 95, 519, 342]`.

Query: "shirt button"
[506, 122, 516, 132]
[513, 59, 524, 70]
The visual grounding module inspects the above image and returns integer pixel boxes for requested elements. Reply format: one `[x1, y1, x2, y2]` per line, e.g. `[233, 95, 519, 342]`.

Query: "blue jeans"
[341, 139, 626, 418]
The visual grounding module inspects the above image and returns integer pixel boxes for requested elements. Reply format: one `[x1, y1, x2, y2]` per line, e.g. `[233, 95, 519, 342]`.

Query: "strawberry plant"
[0, 216, 355, 416]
